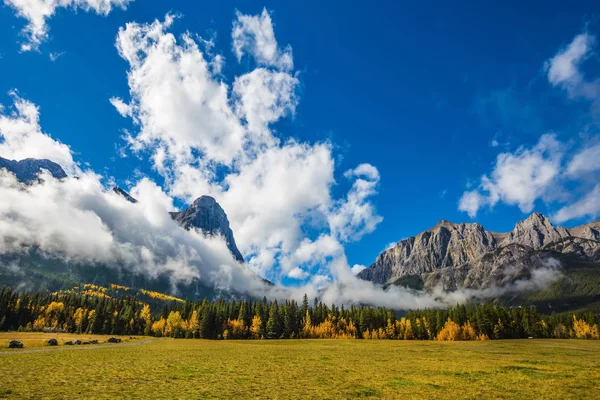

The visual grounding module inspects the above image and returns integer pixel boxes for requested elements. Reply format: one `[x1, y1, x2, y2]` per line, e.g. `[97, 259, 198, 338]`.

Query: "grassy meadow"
[1, 334, 599, 399]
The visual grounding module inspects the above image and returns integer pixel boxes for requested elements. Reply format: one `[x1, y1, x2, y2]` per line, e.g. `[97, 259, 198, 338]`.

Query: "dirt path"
[0, 339, 153, 355]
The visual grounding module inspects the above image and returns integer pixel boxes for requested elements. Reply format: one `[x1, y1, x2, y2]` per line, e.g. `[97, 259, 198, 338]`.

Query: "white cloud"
[545, 33, 597, 98]
[0, 92, 78, 174]
[112, 15, 245, 168]
[553, 185, 600, 223]
[566, 142, 600, 176]
[232, 8, 293, 71]
[233, 68, 298, 138]
[111, 12, 382, 286]
[329, 164, 382, 242]
[4, 0, 134, 51]
[458, 190, 485, 218]
[351, 264, 366, 275]
[49, 51, 64, 62]
[459, 134, 562, 217]
[287, 266, 309, 280]
[461, 31, 600, 221]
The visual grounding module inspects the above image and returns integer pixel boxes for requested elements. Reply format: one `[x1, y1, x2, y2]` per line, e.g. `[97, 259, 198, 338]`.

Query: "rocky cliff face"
[171, 196, 245, 263]
[359, 220, 498, 284]
[500, 212, 571, 248]
[0, 156, 67, 182]
[358, 213, 600, 289]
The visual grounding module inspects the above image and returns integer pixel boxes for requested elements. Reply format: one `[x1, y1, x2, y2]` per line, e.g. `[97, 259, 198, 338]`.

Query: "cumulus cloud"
[111, 14, 245, 168]
[461, 30, 600, 222]
[111, 12, 382, 286]
[232, 8, 293, 71]
[4, 0, 134, 51]
[566, 142, 600, 176]
[459, 130, 600, 223]
[350, 264, 367, 275]
[458, 190, 485, 219]
[459, 134, 562, 217]
[545, 33, 597, 99]
[0, 92, 78, 174]
[553, 185, 600, 223]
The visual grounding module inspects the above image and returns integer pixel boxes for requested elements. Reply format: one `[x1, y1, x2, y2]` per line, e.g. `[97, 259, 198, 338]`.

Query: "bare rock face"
[569, 221, 600, 241]
[359, 212, 600, 289]
[358, 221, 497, 284]
[171, 196, 244, 263]
[501, 212, 570, 249]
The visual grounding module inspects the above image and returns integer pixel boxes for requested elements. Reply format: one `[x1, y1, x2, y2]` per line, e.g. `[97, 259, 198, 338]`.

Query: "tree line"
[1, 286, 599, 340]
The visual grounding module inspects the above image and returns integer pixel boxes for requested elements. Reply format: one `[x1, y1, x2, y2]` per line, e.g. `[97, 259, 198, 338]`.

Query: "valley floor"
[0, 334, 599, 399]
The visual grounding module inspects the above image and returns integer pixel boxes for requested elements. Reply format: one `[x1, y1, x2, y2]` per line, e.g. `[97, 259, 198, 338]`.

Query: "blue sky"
[1, 1, 600, 285]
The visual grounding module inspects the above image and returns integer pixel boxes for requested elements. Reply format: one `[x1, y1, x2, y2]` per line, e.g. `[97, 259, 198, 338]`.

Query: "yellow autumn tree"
[152, 317, 166, 337]
[186, 310, 200, 338]
[461, 321, 476, 340]
[302, 310, 313, 338]
[385, 318, 396, 339]
[250, 315, 263, 339]
[437, 319, 462, 341]
[226, 319, 246, 339]
[572, 316, 600, 340]
[73, 307, 85, 333]
[140, 304, 152, 334]
[86, 310, 97, 333]
[165, 311, 184, 337]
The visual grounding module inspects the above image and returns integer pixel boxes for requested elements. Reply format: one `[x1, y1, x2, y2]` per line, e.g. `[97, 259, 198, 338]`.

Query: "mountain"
[358, 213, 600, 310]
[113, 187, 244, 263]
[0, 156, 67, 182]
[0, 159, 264, 299]
[170, 196, 245, 263]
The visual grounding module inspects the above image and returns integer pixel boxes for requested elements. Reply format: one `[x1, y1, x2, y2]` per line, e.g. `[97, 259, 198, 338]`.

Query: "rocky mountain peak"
[502, 212, 570, 249]
[110, 187, 244, 263]
[191, 195, 217, 208]
[171, 196, 244, 263]
[0, 156, 67, 183]
[431, 219, 457, 230]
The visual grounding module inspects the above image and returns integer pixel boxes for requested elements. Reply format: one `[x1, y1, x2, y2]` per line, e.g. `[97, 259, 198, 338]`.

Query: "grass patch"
[0, 336, 599, 399]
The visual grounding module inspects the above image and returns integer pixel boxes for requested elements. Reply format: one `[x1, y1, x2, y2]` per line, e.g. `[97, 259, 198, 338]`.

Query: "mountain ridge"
[358, 212, 600, 288]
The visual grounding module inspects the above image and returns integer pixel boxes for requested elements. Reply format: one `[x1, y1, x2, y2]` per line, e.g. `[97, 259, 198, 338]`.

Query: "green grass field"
[1, 334, 599, 399]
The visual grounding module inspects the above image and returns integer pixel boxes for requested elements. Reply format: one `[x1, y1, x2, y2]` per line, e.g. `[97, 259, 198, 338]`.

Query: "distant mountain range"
[358, 213, 600, 311]
[2, 156, 600, 311]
